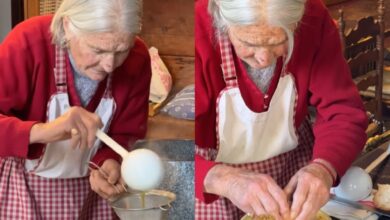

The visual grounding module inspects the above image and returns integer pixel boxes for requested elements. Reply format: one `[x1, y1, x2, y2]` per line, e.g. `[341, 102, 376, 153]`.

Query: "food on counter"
[240, 211, 331, 220]
[241, 214, 274, 220]
[373, 184, 390, 211]
[316, 211, 331, 220]
[252, 216, 274, 220]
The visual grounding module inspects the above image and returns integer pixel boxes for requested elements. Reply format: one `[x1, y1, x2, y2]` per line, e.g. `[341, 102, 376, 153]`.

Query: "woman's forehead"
[229, 24, 287, 46]
[81, 32, 133, 50]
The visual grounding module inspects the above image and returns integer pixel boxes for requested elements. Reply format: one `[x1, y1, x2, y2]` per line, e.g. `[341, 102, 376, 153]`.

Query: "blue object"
[162, 84, 195, 120]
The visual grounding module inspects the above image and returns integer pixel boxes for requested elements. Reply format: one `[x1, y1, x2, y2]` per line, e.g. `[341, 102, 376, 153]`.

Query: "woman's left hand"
[89, 159, 126, 200]
[284, 163, 333, 220]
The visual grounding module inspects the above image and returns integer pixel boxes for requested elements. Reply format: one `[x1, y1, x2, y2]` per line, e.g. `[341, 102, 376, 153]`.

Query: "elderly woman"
[195, 0, 368, 219]
[0, 0, 150, 218]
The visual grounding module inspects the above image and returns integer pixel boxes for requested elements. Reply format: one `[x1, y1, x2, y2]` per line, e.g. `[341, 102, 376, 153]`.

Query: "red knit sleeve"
[195, 154, 221, 203]
[0, 18, 46, 158]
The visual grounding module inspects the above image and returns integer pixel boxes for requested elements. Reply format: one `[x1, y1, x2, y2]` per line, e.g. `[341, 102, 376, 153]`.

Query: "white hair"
[208, 0, 306, 63]
[50, 0, 142, 46]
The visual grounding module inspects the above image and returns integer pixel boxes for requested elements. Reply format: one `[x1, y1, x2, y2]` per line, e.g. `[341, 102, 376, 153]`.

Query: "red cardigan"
[0, 15, 151, 167]
[195, 0, 368, 201]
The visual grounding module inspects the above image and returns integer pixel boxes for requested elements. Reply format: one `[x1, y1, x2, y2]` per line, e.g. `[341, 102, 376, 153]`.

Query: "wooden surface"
[162, 56, 194, 93]
[327, 0, 390, 34]
[353, 141, 390, 187]
[24, 0, 40, 19]
[146, 55, 194, 140]
[146, 114, 194, 140]
[142, 0, 194, 140]
[140, 0, 194, 57]
[324, 0, 349, 6]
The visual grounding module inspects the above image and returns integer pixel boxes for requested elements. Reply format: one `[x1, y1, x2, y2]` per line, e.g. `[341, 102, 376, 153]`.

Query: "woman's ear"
[61, 16, 74, 48]
[62, 16, 72, 40]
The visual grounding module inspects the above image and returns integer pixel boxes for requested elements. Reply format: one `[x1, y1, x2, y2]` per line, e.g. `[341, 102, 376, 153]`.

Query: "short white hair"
[208, 0, 306, 63]
[51, 0, 142, 46]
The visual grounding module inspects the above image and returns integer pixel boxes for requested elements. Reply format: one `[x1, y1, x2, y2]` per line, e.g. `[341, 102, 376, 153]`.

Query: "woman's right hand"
[204, 165, 291, 220]
[29, 106, 103, 149]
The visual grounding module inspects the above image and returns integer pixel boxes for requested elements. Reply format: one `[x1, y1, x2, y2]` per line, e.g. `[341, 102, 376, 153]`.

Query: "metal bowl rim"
[109, 189, 176, 211]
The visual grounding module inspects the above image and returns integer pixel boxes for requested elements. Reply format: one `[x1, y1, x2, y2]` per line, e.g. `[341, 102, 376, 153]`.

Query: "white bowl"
[334, 166, 373, 201]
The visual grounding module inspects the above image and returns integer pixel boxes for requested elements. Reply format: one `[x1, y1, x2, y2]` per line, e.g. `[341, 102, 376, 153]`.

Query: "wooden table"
[324, 0, 349, 6]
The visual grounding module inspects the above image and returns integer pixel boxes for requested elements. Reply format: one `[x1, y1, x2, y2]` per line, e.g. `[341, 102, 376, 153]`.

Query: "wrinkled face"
[64, 20, 134, 81]
[228, 24, 288, 69]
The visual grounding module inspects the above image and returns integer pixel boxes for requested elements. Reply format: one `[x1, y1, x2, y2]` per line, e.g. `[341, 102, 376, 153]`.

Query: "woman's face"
[67, 31, 134, 81]
[228, 24, 288, 69]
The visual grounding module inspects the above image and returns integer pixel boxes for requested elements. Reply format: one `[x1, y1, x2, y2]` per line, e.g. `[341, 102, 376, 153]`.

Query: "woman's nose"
[254, 49, 273, 67]
[102, 54, 115, 73]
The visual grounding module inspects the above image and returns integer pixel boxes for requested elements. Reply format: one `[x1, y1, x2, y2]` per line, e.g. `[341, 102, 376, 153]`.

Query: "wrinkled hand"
[284, 163, 333, 220]
[204, 165, 290, 220]
[89, 159, 126, 200]
[30, 106, 103, 148]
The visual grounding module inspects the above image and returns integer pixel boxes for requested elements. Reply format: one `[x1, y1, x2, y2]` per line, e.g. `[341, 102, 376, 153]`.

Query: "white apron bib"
[25, 46, 116, 178]
[215, 34, 299, 164]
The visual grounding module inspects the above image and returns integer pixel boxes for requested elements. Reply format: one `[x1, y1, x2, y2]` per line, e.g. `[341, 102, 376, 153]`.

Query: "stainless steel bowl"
[110, 190, 176, 220]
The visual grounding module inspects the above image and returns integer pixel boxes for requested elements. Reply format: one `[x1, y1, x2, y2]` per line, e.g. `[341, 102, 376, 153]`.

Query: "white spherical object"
[335, 166, 373, 201]
[121, 149, 164, 191]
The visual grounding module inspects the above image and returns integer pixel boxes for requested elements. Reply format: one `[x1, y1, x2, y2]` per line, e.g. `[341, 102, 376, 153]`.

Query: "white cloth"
[149, 47, 172, 103]
[216, 74, 299, 164]
[322, 189, 378, 220]
[321, 200, 378, 220]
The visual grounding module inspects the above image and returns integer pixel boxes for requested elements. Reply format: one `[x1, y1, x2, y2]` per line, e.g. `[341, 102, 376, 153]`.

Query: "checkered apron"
[0, 46, 118, 219]
[195, 34, 314, 220]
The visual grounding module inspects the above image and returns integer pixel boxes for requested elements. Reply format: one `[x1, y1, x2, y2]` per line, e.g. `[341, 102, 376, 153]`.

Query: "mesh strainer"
[110, 190, 175, 220]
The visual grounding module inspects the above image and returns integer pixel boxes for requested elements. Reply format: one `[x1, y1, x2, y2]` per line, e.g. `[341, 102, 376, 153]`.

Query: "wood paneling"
[324, 0, 349, 6]
[162, 56, 194, 92]
[140, 0, 194, 57]
[24, 0, 40, 19]
[142, 0, 194, 140]
[146, 116, 194, 140]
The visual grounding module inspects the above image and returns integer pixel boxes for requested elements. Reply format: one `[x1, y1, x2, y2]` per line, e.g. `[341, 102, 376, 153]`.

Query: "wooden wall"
[140, 0, 194, 57]
[140, 0, 194, 94]
[141, 0, 195, 140]
[24, 0, 40, 19]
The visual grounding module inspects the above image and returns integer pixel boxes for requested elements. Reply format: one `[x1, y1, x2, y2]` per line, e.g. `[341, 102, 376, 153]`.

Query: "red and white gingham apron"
[0, 46, 118, 219]
[195, 34, 313, 220]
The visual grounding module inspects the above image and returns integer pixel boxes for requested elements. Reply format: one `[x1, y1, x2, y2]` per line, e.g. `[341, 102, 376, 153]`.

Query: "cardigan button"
[264, 94, 269, 99]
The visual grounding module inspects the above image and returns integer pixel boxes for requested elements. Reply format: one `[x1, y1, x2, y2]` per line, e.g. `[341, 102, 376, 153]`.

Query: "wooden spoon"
[365, 143, 390, 173]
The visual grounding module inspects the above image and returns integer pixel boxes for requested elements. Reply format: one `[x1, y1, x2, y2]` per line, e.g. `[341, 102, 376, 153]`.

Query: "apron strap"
[218, 32, 238, 87]
[53, 46, 68, 93]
